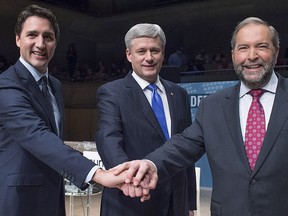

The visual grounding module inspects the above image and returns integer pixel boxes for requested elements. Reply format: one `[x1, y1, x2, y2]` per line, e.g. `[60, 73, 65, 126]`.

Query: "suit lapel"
[161, 79, 177, 136]
[253, 75, 288, 174]
[125, 73, 167, 141]
[223, 83, 252, 173]
[16, 61, 58, 135]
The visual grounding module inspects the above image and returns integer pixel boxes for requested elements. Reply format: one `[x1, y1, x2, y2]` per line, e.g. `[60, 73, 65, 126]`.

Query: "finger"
[125, 160, 142, 184]
[132, 162, 151, 186]
[142, 187, 150, 196]
[112, 162, 130, 175]
[139, 175, 149, 189]
[140, 194, 151, 202]
[148, 171, 158, 189]
[134, 185, 144, 197]
[128, 184, 136, 197]
[120, 184, 130, 196]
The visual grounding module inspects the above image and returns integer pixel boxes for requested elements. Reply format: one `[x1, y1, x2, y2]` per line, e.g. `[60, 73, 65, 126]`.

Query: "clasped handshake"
[93, 160, 158, 202]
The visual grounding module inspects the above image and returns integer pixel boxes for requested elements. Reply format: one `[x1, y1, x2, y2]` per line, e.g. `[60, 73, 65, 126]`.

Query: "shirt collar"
[239, 71, 278, 98]
[131, 71, 164, 92]
[19, 57, 49, 82]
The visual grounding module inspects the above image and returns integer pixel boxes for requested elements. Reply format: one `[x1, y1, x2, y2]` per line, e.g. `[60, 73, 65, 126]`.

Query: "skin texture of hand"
[93, 168, 127, 188]
[113, 160, 158, 190]
[120, 183, 151, 202]
[93, 168, 151, 202]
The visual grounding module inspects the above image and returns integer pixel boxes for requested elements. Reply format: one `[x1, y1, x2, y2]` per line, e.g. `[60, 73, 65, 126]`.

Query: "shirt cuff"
[144, 159, 158, 172]
[85, 165, 100, 184]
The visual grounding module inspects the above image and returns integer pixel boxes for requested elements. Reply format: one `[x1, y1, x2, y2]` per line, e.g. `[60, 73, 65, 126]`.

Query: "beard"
[234, 55, 277, 89]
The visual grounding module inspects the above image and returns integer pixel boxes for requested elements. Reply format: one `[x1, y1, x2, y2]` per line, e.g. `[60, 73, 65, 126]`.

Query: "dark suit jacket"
[146, 73, 288, 216]
[95, 72, 196, 216]
[0, 60, 95, 216]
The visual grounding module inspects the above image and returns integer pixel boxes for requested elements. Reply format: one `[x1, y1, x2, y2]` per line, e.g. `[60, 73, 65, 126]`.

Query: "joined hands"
[93, 160, 158, 202]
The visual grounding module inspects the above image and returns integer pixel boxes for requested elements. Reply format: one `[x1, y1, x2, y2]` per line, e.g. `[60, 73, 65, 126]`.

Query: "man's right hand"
[113, 160, 158, 190]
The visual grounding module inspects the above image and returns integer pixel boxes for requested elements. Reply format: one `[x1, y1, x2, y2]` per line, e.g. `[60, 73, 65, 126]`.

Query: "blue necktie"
[147, 83, 169, 140]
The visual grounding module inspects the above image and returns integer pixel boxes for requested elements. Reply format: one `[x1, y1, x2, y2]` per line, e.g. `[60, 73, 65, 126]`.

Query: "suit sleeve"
[145, 92, 206, 186]
[183, 89, 197, 210]
[0, 79, 95, 189]
[95, 85, 129, 169]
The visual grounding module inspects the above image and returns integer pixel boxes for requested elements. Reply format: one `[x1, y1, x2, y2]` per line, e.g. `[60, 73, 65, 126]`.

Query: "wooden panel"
[62, 82, 102, 141]
[64, 108, 98, 141]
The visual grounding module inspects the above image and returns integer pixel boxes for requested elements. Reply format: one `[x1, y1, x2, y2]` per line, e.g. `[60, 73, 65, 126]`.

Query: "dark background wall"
[1, 0, 288, 71]
[1, 0, 288, 141]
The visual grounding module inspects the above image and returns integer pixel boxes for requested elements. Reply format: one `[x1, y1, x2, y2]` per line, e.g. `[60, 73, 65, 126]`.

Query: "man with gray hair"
[117, 17, 288, 216]
[95, 23, 197, 216]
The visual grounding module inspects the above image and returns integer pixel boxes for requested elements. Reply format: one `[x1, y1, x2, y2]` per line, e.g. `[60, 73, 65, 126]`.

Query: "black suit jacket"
[146, 73, 288, 216]
[0, 60, 95, 216]
[95, 72, 196, 216]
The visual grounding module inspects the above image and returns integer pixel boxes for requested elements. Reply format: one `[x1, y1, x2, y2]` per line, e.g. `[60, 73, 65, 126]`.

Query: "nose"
[247, 48, 259, 61]
[145, 51, 153, 61]
[35, 36, 45, 49]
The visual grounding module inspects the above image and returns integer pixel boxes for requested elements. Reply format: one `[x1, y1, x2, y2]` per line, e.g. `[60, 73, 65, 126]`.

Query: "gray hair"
[231, 17, 279, 50]
[124, 23, 166, 49]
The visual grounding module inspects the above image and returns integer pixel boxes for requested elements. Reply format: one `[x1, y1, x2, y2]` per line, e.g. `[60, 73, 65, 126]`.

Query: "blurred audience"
[66, 43, 78, 80]
[168, 47, 188, 69]
[211, 47, 226, 64]
[195, 49, 209, 65]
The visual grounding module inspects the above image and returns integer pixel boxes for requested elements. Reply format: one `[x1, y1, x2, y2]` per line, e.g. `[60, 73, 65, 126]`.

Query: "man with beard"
[116, 17, 288, 215]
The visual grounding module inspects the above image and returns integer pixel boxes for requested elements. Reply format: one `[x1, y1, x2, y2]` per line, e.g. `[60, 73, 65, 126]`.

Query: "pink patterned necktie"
[244, 89, 266, 170]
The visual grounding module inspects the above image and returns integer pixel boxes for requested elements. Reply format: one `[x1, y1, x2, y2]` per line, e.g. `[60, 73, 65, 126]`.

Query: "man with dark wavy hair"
[0, 5, 142, 216]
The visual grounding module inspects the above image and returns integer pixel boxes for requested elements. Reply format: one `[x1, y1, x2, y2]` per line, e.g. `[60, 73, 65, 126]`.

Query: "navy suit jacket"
[0, 60, 95, 216]
[95, 72, 196, 216]
[146, 73, 288, 216]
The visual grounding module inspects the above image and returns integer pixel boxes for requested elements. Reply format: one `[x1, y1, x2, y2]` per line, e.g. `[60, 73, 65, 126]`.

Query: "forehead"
[235, 23, 272, 44]
[130, 36, 163, 49]
[21, 16, 54, 33]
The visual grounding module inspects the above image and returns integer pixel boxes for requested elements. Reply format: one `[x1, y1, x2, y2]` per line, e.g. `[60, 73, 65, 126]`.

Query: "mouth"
[32, 51, 47, 57]
[243, 64, 263, 71]
[143, 63, 157, 68]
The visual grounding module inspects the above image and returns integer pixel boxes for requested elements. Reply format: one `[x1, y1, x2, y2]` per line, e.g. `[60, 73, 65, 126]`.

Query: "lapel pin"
[171, 92, 174, 96]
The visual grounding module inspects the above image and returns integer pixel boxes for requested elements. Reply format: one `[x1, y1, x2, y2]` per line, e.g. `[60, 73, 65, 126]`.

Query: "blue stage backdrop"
[178, 80, 238, 187]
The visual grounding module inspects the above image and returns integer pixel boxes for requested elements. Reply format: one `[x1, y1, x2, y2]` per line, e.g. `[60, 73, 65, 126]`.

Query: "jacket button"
[251, 179, 256, 184]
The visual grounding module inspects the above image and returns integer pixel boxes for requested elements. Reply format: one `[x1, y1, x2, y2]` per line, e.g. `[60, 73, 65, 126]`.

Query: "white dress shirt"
[239, 72, 278, 140]
[132, 71, 172, 138]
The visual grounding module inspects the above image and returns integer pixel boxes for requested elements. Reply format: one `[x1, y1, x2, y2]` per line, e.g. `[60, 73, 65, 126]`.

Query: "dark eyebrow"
[26, 30, 55, 37]
[43, 32, 55, 37]
[26, 30, 38, 35]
